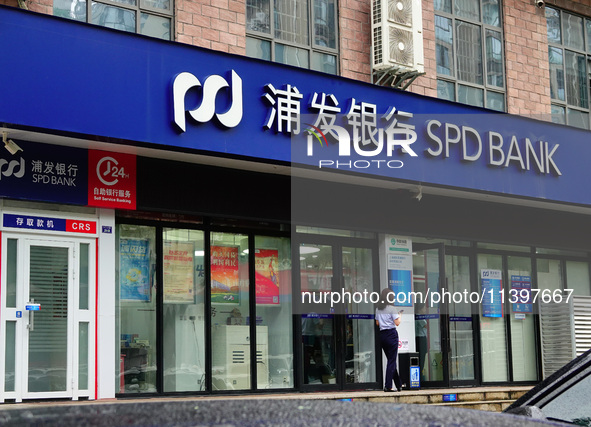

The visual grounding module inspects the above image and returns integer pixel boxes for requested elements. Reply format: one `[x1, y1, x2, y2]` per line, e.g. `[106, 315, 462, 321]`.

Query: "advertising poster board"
[255, 248, 280, 305]
[211, 246, 240, 304]
[386, 236, 413, 307]
[481, 269, 503, 317]
[163, 241, 195, 303]
[511, 275, 533, 314]
[120, 238, 151, 301]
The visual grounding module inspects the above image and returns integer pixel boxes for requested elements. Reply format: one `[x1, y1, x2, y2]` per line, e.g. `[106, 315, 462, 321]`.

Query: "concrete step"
[325, 387, 531, 412]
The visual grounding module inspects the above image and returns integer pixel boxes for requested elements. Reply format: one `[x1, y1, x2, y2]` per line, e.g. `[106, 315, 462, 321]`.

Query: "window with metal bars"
[53, 0, 172, 41]
[246, 0, 339, 75]
[546, 6, 591, 129]
[434, 0, 506, 111]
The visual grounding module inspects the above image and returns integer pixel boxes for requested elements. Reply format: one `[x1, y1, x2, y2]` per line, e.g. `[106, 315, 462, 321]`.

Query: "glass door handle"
[25, 300, 39, 331]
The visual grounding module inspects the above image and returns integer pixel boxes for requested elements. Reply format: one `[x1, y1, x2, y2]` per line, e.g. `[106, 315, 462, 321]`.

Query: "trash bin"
[399, 352, 420, 390]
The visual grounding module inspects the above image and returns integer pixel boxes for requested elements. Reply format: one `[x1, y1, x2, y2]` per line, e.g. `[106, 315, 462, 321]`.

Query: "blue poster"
[511, 275, 533, 314]
[481, 269, 503, 318]
[388, 269, 413, 307]
[120, 238, 151, 301]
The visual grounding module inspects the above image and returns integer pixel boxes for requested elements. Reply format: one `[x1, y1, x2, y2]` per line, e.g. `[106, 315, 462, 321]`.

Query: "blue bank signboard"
[0, 6, 590, 206]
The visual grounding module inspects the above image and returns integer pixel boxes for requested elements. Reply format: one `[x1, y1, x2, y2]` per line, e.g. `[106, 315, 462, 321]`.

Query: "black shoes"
[383, 387, 402, 392]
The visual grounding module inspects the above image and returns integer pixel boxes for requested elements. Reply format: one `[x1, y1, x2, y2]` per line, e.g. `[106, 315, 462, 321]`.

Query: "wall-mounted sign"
[3, 6, 591, 208]
[386, 236, 413, 307]
[481, 269, 503, 318]
[511, 275, 533, 314]
[3, 213, 97, 234]
[0, 140, 136, 210]
[88, 150, 136, 210]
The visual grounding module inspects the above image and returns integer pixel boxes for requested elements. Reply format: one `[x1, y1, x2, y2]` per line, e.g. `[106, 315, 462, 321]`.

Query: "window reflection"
[117, 225, 157, 394]
[255, 236, 293, 389]
[92, 3, 136, 33]
[162, 229, 206, 392]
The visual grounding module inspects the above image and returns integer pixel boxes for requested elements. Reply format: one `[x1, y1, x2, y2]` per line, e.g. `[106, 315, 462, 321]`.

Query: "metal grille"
[574, 296, 591, 356]
[539, 292, 575, 378]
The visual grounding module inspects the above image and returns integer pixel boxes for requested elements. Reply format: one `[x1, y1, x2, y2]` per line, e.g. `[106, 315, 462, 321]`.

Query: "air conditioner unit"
[371, 0, 424, 73]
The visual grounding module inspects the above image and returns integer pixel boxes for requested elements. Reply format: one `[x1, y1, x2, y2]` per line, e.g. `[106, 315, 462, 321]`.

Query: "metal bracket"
[372, 66, 425, 90]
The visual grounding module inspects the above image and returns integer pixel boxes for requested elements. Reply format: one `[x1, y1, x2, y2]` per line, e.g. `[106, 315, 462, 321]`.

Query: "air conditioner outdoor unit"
[371, 0, 424, 73]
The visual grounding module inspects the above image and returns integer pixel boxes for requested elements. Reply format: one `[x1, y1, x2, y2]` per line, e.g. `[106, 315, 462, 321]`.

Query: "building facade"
[0, 0, 590, 403]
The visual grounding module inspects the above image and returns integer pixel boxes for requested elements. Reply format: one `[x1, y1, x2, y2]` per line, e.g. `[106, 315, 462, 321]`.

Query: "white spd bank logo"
[0, 157, 25, 180]
[173, 70, 243, 132]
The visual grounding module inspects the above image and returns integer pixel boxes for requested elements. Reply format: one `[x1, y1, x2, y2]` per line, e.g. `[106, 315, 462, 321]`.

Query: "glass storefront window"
[508, 256, 537, 381]
[537, 258, 563, 291]
[255, 236, 293, 389]
[566, 260, 591, 296]
[117, 225, 157, 393]
[210, 232, 251, 390]
[446, 254, 475, 381]
[478, 253, 508, 382]
[162, 228, 206, 392]
[300, 244, 335, 385]
[413, 248, 444, 382]
[343, 247, 376, 384]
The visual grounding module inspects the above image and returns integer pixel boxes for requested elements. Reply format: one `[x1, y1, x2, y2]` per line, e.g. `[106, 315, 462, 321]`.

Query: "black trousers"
[380, 328, 402, 390]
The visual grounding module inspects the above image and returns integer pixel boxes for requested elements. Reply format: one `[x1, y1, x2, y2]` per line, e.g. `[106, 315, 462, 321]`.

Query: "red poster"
[255, 249, 280, 305]
[88, 150, 136, 210]
[211, 246, 240, 304]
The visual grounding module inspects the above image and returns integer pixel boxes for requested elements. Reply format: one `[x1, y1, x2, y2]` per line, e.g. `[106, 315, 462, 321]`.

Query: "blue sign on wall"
[410, 366, 421, 389]
[0, 140, 87, 205]
[1, 6, 591, 206]
[481, 269, 503, 318]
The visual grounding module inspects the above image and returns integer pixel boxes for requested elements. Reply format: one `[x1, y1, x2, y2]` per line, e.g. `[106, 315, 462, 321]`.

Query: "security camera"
[536, 0, 545, 8]
[2, 132, 22, 155]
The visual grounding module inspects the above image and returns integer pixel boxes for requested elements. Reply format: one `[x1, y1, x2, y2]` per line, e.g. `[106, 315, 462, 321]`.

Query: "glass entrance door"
[412, 244, 477, 387]
[298, 240, 377, 390]
[412, 244, 447, 386]
[25, 242, 72, 397]
[1, 235, 95, 402]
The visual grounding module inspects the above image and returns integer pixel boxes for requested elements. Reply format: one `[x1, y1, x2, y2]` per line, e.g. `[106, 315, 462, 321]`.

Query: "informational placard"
[386, 236, 413, 307]
[255, 248, 280, 305]
[211, 246, 240, 304]
[88, 150, 136, 210]
[511, 275, 533, 314]
[410, 366, 421, 389]
[3, 213, 97, 235]
[120, 238, 151, 301]
[163, 241, 195, 303]
[481, 269, 503, 318]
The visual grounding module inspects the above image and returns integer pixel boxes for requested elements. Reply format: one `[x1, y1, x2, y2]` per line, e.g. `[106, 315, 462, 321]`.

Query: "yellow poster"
[163, 241, 195, 303]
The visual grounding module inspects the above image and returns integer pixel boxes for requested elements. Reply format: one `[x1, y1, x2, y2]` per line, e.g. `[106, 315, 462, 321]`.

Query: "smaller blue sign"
[443, 394, 457, 402]
[449, 316, 472, 322]
[16, 311, 22, 318]
[346, 314, 374, 320]
[4, 213, 66, 232]
[415, 313, 439, 320]
[102, 225, 113, 234]
[481, 269, 503, 318]
[389, 269, 413, 307]
[410, 366, 420, 389]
